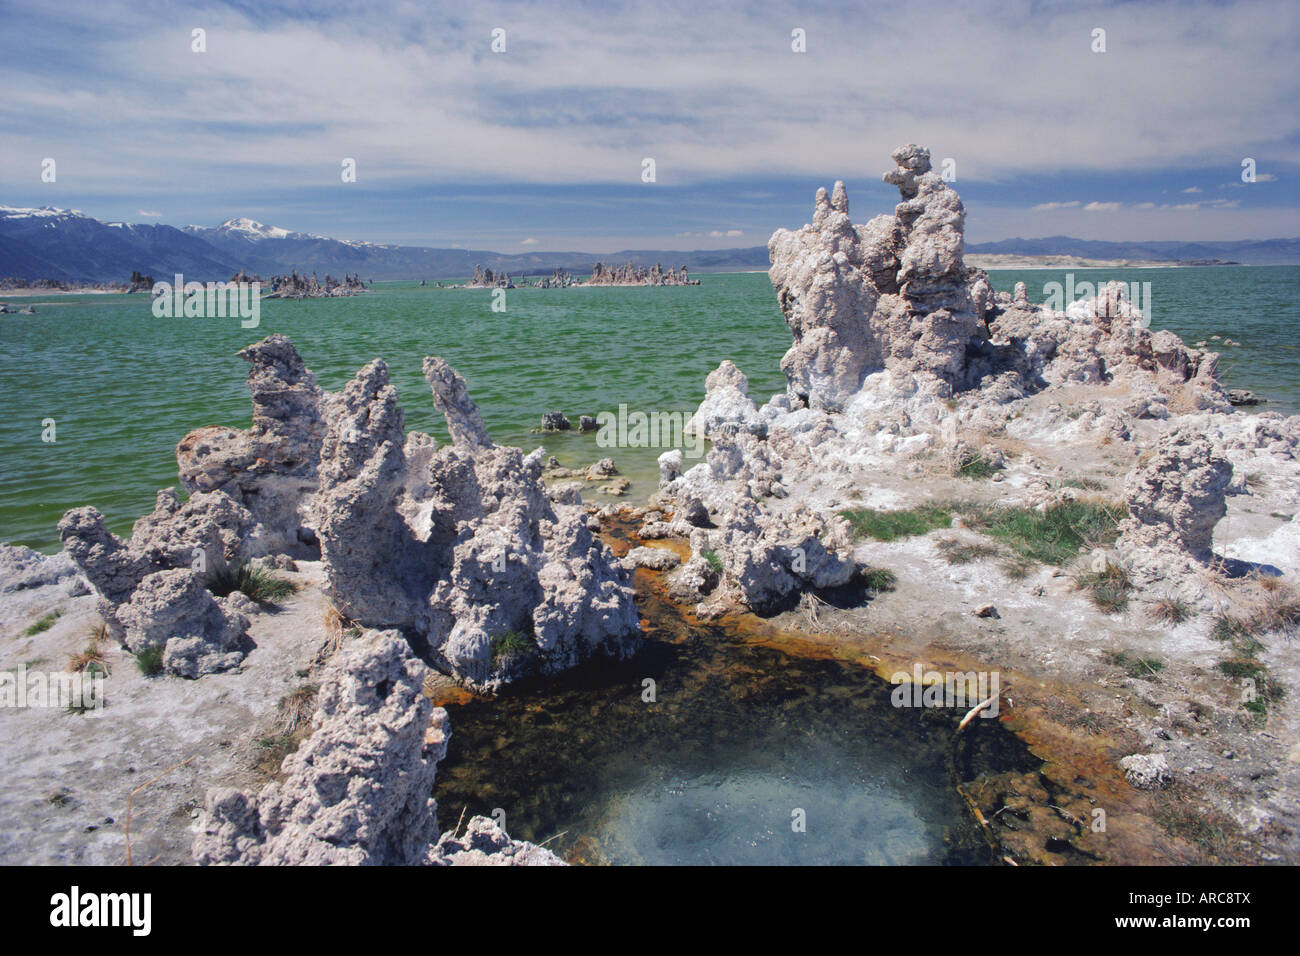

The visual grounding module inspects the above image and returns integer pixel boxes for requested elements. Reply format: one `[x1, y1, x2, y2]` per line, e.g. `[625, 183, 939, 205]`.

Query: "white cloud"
[1182, 186, 1202, 193]
[1, 0, 1296, 194]
[520, 237, 538, 245]
[1032, 201, 1081, 211]
[1083, 202, 1121, 212]
[136, 209, 161, 217]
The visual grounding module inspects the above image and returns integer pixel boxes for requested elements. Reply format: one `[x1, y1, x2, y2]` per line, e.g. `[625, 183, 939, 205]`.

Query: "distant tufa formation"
[584, 261, 698, 286]
[59, 334, 639, 685]
[462, 261, 698, 288]
[464, 265, 513, 288]
[229, 269, 367, 298]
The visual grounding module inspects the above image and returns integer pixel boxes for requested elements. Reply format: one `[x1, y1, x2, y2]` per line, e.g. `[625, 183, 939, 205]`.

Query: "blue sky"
[1, 0, 1296, 251]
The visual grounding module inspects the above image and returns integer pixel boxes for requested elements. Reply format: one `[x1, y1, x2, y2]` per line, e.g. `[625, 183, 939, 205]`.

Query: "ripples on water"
[2, 267, 1296, 550]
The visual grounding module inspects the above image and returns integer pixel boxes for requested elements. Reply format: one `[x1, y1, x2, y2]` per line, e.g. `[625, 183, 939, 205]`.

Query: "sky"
[1, 0, 1296, 252]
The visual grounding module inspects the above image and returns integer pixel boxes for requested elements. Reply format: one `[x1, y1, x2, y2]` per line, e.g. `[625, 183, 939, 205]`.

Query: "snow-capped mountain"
[0, 205, 237, 282]
[0, 203, 770, 282]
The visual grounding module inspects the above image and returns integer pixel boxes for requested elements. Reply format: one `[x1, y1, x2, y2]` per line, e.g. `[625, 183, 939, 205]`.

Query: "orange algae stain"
[592, 514, 1203, 864]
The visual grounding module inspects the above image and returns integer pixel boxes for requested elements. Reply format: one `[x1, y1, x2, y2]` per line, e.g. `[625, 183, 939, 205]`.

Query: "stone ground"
[0, 563, 331, 865]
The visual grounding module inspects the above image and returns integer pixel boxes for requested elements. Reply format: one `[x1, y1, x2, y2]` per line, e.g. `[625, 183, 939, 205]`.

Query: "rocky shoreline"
[1, 143, 1297, 866]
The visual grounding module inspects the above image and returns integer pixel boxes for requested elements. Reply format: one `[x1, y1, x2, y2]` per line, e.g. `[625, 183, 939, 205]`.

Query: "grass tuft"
[840, 506, 952, 542]
[489, 630, 535, 667]
[967, 500, 1125, 566]
[208, 563, 298, 605]
[701, 549, 723, 574]
[1105, 650, 1164, 681]
[935, 537, 999, 565]
[999, 556, 1036, 581]
[1147, 595, 1193, 625]
[955, 455, 1001, 480]
[278, 685, 318, 734]
[1074, 561, 1132, 613]
[24, 610, 62, 636]
[859, 567, 897, 592]
[135, 644, 164, 677]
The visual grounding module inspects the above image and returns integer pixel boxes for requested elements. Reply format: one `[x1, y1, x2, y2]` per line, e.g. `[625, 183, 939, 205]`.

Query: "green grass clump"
[701, 549, 723, 574]
[1147, 596, 1193, 625]
[859, 567, 897, 592]
[1209, 612, 1265, 656]
[1056, 477, 1107, 491]
[840, 506, 952, 542]
[489, 631, 535, 667]
[135, 644, 164, 677]
[207, 563, 298, 605]
[935, 537, 999, 565]
[1215, 658, 1264, 681]
[1105, 650, 1164, 681]
[1074, 561, 1133, 613]
[955, 455, 1001, 480]
[24, 610, 62, 636]
[968, 501, 1124, 566]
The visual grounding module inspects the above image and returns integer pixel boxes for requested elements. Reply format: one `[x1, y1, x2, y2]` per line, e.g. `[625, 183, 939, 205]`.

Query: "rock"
[579, 415, 598, 432]
[546, 481, 585, 505]
[541, 412, 571, 431]
[57, 504, 253, 674]
[1227, 388, 1262, 406]
[175, 334, 327, 555]
[686, 360, 764, 437]
[1117, 428, 1233, 589]
[586, 457, 618, 478]
[116, 570, 249, 678]
[424, 357, 494, 449]
[312, 352, 639, 691]
[658, 449, 684, 486]
[624, 546, 683, 571]
[194, 630, 444, 864]
[767, 145, 980, 411]
[428, 816, 565, 866]
[678, 496, 710, 527]
[665, 555, 720, 603]
[1119, 753, 1173, 791]
[975, 603, 999, 619]
[0, 544, 79, 593]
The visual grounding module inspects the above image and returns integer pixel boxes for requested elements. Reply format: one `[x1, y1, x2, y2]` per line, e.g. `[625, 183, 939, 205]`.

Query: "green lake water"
[1, 266, 1297, 552]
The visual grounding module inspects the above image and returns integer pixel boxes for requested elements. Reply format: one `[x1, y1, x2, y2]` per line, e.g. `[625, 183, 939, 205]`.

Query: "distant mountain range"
[965, 235, 1300, 266]
[0, 206, 769, 282]
[2, 205, 1297, 283]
